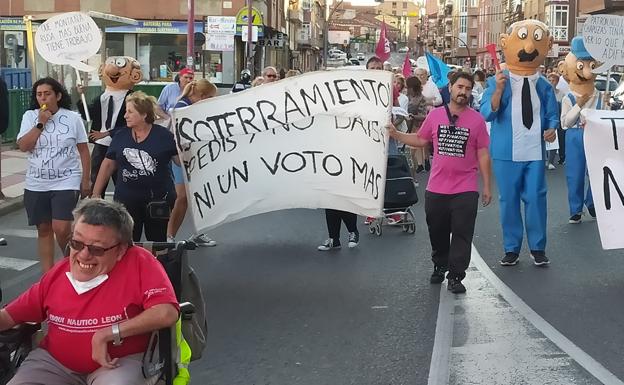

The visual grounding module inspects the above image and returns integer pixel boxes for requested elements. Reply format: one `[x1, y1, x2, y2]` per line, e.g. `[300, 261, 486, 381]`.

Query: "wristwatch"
[111, 323, 123, 346]
[35, 122, 44, 131]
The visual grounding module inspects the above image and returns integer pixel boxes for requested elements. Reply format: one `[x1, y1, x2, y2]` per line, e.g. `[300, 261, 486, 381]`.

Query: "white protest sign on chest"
[582, 14, 624, 74]
[35, 12, 102, 72]
[173, 69, 392, 231]
[583, 110, 624, 250]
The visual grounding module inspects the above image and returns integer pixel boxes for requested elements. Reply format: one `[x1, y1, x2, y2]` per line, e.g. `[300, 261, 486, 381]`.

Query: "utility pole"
[187, 0, 195, 68]
[323, 0, 344, 69]
[246, 0, 253, 72]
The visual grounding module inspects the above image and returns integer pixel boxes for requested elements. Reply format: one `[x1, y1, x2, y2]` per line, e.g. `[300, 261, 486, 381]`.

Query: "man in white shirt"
[414, 68, 443, 108]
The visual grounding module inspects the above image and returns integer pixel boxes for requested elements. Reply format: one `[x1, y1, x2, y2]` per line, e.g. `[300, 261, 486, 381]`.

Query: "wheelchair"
[0, 241, 200, 385]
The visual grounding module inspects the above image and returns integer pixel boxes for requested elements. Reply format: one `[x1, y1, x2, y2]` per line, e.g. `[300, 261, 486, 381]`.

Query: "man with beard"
[388, 72, 492, 293]
[480, 20, 559, 267]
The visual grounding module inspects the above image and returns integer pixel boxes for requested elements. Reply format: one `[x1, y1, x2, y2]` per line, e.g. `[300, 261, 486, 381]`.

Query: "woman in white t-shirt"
[17, 78, 90, 272]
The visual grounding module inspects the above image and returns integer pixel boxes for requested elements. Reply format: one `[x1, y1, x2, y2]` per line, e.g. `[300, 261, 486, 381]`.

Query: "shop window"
[137, 34, 187, 80]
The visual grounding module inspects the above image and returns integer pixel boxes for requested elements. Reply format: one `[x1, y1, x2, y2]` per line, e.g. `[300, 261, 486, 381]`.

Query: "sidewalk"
[0, 144, 26, 216]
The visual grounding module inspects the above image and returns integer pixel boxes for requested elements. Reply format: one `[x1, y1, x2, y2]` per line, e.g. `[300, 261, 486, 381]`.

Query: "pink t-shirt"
[6, 246, 179, 373]
[417, 106, 489, 194]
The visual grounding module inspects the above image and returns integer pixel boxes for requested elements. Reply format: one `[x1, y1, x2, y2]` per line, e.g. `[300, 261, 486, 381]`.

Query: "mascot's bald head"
[500, 20, 552, 76]
[100, 56, 142, 91]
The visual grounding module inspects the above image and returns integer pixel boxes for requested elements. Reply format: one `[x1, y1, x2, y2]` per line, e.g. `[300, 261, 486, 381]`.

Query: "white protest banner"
[582, 14, 624, 73]
[173, 69, 392, 232]
[583, 110, 624, 249]
[34, 12, 102, 72]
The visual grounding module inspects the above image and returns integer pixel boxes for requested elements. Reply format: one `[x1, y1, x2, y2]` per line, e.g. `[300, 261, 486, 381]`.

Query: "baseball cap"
[570, 36, 593, 61]
[178, 67, 194, 77]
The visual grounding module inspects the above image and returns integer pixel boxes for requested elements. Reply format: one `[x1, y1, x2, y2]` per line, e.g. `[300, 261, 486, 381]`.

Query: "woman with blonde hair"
[93, 91, 179, 241]
[166, 79, 219, 246]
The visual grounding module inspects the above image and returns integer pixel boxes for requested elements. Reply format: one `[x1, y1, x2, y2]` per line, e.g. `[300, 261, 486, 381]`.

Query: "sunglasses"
[266, 74, 277, 78]
[69, 238, 120, 256]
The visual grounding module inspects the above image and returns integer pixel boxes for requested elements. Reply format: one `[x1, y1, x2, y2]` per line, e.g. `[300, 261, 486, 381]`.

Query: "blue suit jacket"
[480, 70, 559, 161]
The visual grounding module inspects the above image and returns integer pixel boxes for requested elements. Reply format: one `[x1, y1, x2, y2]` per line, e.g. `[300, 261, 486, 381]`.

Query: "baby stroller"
[369, 155, 419, 236]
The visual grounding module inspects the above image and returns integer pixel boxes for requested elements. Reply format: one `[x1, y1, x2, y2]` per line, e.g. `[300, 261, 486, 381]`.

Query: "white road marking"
[371, 305, 389, 309]
[0, 256, 38, 271]
[470, 245, 624, 385]
[0, 229, 38, 238]
[427, 284, 453, 385]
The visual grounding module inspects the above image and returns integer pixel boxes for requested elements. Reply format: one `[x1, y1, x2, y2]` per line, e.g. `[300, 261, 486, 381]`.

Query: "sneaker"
[587, 206, 596, 219]
[167, 236, 175, 243]
[317, 238, 341, 251]
[348, 232, 359, 248]
[191, 234, 217, 247]
[415, 165, 425, 174]
[447, 278, 466, 293]
[531, 251, 550, 266]
[500, 252, 520, 266]
[547, 163, 556, 170]
[430, 265, 447, 284]
[569, 214, 582, 224]
[558, 159, 565, 165]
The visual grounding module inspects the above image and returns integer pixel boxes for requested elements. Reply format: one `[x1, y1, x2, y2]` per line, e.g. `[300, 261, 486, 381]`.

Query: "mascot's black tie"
[522, 78, 533, 129]
[105, 95, 114, 130]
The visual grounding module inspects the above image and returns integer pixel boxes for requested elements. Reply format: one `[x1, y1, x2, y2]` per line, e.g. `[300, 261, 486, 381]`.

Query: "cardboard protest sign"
[583, 110, 624, 249]
[582, 14, 624, 74]
[34, 12, 102, 72]
[173, 69, 392, 231]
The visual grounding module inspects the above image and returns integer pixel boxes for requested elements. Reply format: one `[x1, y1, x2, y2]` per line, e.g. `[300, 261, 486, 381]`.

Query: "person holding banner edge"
[317, 57, 387, 251]
[557, 36, 606, 224]
[387, 72, 492, 293]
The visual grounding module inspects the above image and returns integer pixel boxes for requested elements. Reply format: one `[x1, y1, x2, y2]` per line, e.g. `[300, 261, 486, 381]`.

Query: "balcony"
[550, 26, 568, 42]
[289, 8, 304, 23]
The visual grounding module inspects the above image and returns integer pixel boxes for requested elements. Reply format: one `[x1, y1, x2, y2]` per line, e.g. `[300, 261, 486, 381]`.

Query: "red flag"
[402, 51, 412, 78]
[375, 21, 391, 62]
[486, 43, 500, 71]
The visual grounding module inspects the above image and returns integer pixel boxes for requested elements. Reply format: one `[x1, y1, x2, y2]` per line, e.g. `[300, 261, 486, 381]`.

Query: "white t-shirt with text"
[17, 108, 88, 191]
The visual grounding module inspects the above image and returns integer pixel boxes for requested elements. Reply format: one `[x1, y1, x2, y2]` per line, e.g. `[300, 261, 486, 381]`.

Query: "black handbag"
[147, 192, 170, 220]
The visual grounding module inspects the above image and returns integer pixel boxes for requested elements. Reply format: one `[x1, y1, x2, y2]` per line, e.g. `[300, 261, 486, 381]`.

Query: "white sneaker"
[548, 163, 556, 170]
[318, 238, 341, 251]
[191, 234, 217, 247]
[348, 232, 359, 248]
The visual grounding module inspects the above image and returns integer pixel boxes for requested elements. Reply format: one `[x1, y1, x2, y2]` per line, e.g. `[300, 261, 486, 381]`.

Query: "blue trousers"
[564, 128, 593, 216]
[492, 159, 547, 253]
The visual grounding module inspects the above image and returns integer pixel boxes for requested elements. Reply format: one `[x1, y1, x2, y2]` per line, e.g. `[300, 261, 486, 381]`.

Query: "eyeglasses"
[69, 239, 120, 256]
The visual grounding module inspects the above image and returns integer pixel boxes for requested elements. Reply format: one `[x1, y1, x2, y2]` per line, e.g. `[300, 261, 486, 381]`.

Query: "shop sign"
[206, 34, 235, 51]
[558, 45, 570, 55]
[0, 18, 29, 31]
[206, 16, 236, 35]
[258, 31, 285, 48]
[547, 43, 559, 58]
[106, 20, 204, 34]
[235, 6, 264, 37]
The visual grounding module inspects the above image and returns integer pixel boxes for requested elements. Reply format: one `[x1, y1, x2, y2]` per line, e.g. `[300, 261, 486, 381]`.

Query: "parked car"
[357, 53, 365, 61]
[595, 75, 619, 92]
[349, 58, 360, 66]
[398, 47, 409, 53]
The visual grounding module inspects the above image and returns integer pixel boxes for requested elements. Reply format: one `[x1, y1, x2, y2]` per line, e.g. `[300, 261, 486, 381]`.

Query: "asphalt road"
[0, 165, 623, 384]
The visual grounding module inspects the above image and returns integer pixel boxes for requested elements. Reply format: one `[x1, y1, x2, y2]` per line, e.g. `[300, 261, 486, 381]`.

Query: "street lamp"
[448, 35, 472, 66]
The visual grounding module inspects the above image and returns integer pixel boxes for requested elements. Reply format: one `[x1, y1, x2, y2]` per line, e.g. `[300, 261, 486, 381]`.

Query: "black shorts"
[23, 189, 80, 226]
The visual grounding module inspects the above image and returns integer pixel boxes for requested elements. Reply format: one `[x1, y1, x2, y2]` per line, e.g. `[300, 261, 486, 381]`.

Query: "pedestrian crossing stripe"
[0, 256, 37, 271]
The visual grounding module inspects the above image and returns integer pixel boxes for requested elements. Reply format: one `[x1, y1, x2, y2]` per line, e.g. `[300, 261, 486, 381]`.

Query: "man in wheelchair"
[0, 199, 179, 385]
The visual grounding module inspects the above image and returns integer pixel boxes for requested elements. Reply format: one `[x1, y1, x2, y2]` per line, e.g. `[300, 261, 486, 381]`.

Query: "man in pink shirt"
[388, 72, 492, 293]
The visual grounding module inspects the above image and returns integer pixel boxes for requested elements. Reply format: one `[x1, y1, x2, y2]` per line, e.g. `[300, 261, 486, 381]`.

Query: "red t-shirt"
[6, 246, 179, 373]
[417, 106, 490, 194]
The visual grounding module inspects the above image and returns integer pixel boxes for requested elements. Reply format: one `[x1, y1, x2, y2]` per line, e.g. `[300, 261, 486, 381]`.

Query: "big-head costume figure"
[480, 20, 559, 266]
[79, 56, 142, 196]
[558, 36, 604, 224]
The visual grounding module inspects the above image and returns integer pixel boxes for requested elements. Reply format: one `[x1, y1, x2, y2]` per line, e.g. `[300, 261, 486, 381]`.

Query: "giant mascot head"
[557, 36, 598, 96]
[99, 56, 142, 91]
[500, 20, 553, 76]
